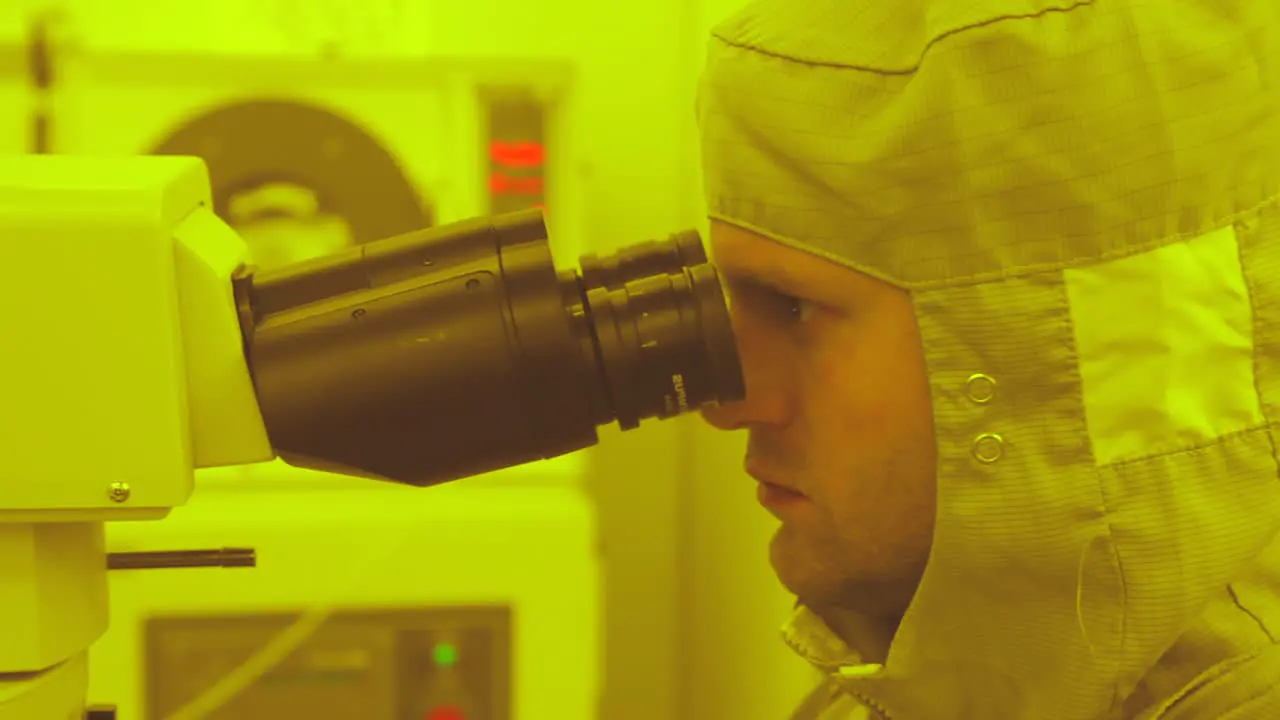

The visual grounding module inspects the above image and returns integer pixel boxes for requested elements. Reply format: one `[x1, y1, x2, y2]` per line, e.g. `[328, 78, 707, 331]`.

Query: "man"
[695, 1, 1280, 718]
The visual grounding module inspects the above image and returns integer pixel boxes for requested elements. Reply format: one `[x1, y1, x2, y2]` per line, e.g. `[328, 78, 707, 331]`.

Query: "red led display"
[425, 705, 466, 720]
[489, 141, 544, 168]
[485, 90, 547, 215]
[488, 173, 544, 195]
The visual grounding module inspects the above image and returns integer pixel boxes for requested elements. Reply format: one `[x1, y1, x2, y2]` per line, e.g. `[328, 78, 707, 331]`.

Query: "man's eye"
[723, 279, 815, 325]
[778, 294, 816, 324]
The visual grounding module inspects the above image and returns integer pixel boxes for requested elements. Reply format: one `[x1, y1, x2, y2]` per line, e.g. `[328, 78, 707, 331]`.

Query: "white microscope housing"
[0, 154, 277, 719]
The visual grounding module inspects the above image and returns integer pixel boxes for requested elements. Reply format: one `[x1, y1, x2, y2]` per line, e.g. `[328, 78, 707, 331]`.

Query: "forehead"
[707, 219, 786, 264]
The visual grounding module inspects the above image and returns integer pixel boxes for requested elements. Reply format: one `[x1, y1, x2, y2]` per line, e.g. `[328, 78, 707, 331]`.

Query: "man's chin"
[768, 529, 843, 608]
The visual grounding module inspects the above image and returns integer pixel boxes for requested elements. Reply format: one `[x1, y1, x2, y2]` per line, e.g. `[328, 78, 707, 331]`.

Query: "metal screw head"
[108, 482, 131, 503]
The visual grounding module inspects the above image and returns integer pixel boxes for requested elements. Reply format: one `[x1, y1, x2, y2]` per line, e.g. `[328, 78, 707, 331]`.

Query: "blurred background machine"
[0, 1, 819, 719]
[18, 12, 571, 276]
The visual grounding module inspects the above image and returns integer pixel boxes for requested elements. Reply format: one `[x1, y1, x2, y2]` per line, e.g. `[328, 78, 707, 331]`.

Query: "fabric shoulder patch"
[1064, 224, 1264, 466]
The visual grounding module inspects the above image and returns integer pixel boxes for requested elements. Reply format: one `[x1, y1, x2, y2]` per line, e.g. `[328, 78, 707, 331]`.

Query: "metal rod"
[106, 548, 257, 570]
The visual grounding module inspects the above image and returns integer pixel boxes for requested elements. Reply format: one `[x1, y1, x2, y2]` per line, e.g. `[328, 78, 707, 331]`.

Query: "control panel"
[144, 606, 510, 720]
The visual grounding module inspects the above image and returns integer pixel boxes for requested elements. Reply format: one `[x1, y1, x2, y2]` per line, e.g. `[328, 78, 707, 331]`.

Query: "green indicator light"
[433, 642, 459, 667]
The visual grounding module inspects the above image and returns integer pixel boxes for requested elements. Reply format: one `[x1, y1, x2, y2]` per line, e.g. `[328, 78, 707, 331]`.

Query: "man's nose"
[700, 398, 745, 431]
[698, 303, 786, 431]
[700, 351, 784, 431]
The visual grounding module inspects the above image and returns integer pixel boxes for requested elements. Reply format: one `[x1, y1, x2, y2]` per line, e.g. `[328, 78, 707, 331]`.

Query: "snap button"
[972, 433, 1004, 463]
[966, 373, 996, 403]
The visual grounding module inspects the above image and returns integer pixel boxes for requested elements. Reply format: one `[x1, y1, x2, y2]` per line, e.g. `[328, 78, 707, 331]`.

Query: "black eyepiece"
[237, 209, 745, 486]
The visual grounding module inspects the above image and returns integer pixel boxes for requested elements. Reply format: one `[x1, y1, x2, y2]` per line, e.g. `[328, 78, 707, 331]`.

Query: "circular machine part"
[152, 99, 432, 244]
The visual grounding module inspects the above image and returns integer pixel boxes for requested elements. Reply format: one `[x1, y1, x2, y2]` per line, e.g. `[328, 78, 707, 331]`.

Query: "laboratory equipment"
[0, 153, 743, 719]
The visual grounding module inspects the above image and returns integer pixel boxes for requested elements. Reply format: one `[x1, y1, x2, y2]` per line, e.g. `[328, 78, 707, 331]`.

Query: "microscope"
[0, 153, 744, 719]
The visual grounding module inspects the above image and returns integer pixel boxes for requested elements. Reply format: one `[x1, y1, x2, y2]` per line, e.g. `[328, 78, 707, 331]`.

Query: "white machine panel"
[89, 461, 601, 720]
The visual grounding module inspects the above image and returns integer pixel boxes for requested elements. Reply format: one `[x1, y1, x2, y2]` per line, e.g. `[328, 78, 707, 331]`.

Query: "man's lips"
[745, 460, 806, 497]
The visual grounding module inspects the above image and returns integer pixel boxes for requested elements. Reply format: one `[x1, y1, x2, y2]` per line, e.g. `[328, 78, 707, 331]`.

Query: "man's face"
[700, 220, 938, 622]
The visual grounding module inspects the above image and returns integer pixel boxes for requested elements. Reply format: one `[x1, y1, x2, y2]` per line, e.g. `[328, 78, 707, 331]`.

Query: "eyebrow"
[717, 263, 809, 297]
